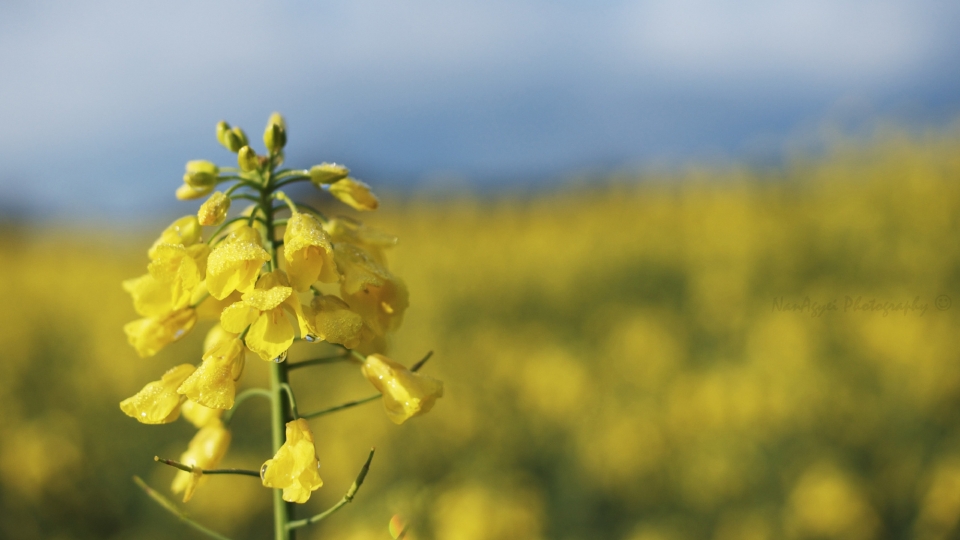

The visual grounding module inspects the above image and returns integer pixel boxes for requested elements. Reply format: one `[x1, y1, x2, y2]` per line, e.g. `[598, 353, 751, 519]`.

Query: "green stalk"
[262, 161, 295, 540]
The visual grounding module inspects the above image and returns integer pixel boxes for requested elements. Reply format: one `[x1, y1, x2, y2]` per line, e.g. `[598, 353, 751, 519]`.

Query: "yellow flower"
[124, 243, 208, 317]
[220, 270, 311, 361]
[283, 212, 338, 291]
[306, 294, 363, 349]
[198, 191, 231, 226]
[148, 216, 202, 259]
[328, 177, 379, 211]
[178, 335, 246, 410]
[119, 364, 195, 424]
[181, 399, 223, 428]
[171, 419, 231, 503]
[206, 224, 271, 300]
[260, 419, 323, 503]
[361, 354, 443, 425]
[124, 308, 197, 357]
[335, 243, 409, 337]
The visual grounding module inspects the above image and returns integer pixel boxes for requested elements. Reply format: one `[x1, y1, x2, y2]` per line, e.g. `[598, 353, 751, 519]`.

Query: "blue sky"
[2, 0, 959, 220]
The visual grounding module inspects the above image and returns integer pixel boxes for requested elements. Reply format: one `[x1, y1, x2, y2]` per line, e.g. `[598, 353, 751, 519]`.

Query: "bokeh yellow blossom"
[205, 225, 271, 300]
[171, 419, 231, 503]
[361, 354, 443, 425]
[260, 418, 323, 503]
[180, 400, 223, 428]
[283, 211, 338, 291]
[119, 364, 195, 424]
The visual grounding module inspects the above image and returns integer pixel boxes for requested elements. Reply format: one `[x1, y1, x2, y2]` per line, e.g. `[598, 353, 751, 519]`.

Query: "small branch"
[300, 394, 380, 420]
[286, 448, 375, 530]
[154, 457, 261, 478]
[223, 387, 272, 425]
[279, 383, 300, 419]
[133, 476, 236, 540]
[411, 350, 434, 372]
[288, 353, 351, 370]
[189, 291, 210, 309]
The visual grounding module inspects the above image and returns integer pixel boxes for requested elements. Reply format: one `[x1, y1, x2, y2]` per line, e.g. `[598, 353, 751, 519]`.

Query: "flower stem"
[133, 476, 235, 540]
[153, 457, 261, 477]
[286, 448, 375, 530]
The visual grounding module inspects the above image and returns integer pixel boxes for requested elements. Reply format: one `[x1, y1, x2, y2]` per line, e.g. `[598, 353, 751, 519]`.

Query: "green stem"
[300, 393, 380, 420]
[223, 388, 271, 426]
[274, 176, 311, 189]
[153, 457, 261, 477]
[262, 168, 294, 540]
[286, 448, 375, 530]
[280, 383, 300, 419]
[133, 476, 235, 540]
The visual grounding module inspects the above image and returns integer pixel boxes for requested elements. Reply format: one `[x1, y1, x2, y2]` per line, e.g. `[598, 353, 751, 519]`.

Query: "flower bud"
[309, 163, 349, 185]
[329, 177, 379, 211]
[215, 121, 231, 147]
[231, 127, 248, 148]
[183, 160, 219, 189]
[263, 112, 287, 153]
[176, 183, 212, 200]
[238, 145, 259, 172]
[198, 191, 231, 226]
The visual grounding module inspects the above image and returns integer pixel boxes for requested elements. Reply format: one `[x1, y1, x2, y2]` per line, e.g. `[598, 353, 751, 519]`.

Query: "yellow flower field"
[1, 129, 959, 539]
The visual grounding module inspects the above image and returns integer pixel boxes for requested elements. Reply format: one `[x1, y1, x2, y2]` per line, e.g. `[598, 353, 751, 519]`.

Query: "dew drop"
[303, 334, 319, 343]
[273, 350, 288, 363]
[260, 463, 269, 481]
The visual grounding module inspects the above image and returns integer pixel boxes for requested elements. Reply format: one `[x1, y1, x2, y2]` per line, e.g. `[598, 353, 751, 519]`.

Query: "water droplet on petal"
[260, 463, 269, 481]
[273, 350, 288, 363]
[303, 334, 319, 343]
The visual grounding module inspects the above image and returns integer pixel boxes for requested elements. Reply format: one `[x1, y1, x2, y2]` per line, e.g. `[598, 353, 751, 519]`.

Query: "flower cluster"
[119, 114, 443, 515]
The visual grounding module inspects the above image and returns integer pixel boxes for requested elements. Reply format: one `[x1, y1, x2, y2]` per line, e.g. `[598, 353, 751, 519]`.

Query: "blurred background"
[2, 1, 960, 539]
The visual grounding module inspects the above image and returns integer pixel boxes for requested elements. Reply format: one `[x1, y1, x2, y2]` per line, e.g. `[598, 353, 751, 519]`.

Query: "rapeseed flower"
[328, 177, 379, 211]
[178, 333, 246, 410]
[171, 419, 231, 502]
[206, 224, 271, 300]
[260, 419, 323, 503]
[198, 191, 231, 226]
[220, 270, 311, 361]
[283, 211, 338, 291]
[181, 399, 223, 428]
[324, 217, 397, 266]
[336, 243, 409, 337]
[120, 364, 196, 424]
[124, 308, 197, 357]
[361, 354, 443, 425]
[306, 294, 364, 349]
[148, 215, 202, 259]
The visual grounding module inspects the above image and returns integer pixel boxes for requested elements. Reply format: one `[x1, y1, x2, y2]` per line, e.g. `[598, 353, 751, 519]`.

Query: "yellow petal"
[206, 225, 270, 300]
[361, 354, 443, 425]
[220, 301, 259, 334]
[242, 286, 292, 312]
[198, 191, 231, 226]
[120, 364, 195, 424]
[261, 419, 323, 503]
[309, 295, 363, 348]
[149, 216, 202, 258]
[181, 400, 223, 428]
[178, 338, 245, 409]
[245, 308, 295, 361]
[284, 212, 337, 290]
[335, 243, 409, 336]
[123, 273, 176, 318]
[124, 309, 197, 357]
[328, 177, 379, 211]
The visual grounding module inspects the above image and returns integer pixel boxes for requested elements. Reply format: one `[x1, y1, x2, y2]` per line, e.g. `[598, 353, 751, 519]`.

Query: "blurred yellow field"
[1, 130, 960, 539]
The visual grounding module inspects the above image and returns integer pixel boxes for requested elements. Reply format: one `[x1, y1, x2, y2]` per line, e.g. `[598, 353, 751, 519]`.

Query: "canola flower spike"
[283, 212, 338, 292]
[361, 354, 443, 425]
[149, 216, 202, 259]
[206, 225, 271, 300]
[306, 294, 364, 349]
[220, 270, 311, 361]
[178, 337, 246, 410]
[124, 308, 197, 358]
[261, 419, 323, 504]
[328, 177, 379, 211]
[335, 243, 409, 337]
[120, 364, 196, 424]
[199, 191, 231, 226]
[171, 419, 231, 503]
[181, 399, 224, 428]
